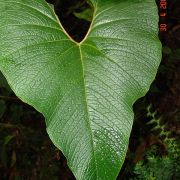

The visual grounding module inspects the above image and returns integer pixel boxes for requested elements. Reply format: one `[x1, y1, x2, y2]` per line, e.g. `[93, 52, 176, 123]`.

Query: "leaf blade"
[0, 0, 161, 179]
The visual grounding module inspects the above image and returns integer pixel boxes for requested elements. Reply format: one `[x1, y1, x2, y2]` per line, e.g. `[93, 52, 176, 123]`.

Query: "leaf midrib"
[78, 3, 99, 179]
[79, 45, 98, 179]
[52, 1, 99, 178]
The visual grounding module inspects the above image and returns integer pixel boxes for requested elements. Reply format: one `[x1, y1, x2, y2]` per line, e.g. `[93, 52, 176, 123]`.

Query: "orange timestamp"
[159, 0, 167, 32]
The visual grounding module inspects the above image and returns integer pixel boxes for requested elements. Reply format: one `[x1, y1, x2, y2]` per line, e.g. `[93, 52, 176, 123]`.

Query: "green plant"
[132, 105, 180, 180]
[133, 146, 180, 180]
[0, 0, 161, 179]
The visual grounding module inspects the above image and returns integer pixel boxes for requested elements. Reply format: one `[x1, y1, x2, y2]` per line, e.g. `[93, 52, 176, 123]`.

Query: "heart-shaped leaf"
[0, 0, 161, 179]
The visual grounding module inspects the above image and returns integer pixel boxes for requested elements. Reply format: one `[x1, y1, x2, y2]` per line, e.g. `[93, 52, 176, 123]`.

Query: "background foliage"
[0, 0, 179, 179]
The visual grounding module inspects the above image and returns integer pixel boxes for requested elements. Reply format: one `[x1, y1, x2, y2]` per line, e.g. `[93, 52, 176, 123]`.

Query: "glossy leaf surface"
[0, 0, 161, 179]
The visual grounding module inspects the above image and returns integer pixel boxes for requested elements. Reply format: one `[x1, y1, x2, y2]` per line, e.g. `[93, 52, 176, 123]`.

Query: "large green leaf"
[0, 0, 161, 179]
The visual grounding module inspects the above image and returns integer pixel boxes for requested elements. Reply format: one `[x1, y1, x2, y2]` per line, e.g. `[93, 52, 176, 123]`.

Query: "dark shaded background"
[0, 0, 179, 179]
